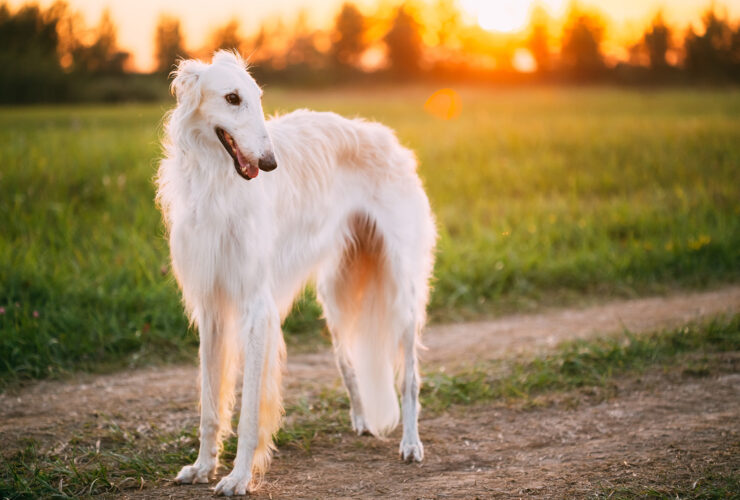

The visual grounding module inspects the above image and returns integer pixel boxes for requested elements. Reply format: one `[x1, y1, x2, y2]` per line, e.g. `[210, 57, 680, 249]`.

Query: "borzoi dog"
[156, 51, 436, 496]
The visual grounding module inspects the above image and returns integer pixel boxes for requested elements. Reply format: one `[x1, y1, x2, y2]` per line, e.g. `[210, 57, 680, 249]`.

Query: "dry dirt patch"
[128, 369, 739, 499]
[1, 286, 739, 498]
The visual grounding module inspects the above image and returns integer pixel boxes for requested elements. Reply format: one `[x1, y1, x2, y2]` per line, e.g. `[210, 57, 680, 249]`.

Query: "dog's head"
[171, 51, 277, 180]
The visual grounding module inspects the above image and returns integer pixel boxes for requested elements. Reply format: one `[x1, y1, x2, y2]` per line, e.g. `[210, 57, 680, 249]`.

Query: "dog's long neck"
[166, 110, 233, 179]
[161, 130, 269, 225]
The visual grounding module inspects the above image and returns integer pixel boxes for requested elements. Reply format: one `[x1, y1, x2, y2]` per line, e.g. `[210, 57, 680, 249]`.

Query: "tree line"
[2, 1, 740, 103]
[0, 3, 139, 102]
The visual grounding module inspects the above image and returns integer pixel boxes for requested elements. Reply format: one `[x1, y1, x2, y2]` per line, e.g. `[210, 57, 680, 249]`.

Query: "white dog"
[156, 51, 436, 496]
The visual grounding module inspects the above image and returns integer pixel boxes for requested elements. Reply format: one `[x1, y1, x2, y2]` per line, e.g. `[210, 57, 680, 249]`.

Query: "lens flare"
[424, 88, 462, 120]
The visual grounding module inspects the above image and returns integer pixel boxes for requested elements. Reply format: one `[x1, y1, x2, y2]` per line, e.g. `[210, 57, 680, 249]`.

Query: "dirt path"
[2, 286, 739, 498]
[128, 368, 740, 499]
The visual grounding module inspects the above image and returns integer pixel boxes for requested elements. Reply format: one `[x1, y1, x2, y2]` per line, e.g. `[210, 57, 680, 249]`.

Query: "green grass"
[1, 428, 195, 499]
[1, 315, 737, 499]
[1, 87, 740, 382]
[600, 473, 740, 499]
[421, 313, 740, 411]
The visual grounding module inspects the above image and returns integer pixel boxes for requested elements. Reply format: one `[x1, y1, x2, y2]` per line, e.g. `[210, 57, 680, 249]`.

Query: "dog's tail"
[321, 216, 403, 437]
[348, 294, 401, 437]
[338, 241, 401, 436]
[250, 324, 285, 489]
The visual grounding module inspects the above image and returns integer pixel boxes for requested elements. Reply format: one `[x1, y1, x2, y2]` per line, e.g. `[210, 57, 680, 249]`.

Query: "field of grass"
[1, 87, 739, 382]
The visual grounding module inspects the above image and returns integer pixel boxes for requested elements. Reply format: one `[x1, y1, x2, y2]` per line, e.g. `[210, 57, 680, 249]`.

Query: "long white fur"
[157, 51, 436, 496]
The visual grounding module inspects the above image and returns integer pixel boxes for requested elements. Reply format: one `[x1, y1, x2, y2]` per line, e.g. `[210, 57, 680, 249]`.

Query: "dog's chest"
[169, 204, 259, 293]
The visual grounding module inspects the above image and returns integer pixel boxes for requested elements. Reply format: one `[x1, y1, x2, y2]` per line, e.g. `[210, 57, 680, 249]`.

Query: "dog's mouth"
[215, 127, 259, 180]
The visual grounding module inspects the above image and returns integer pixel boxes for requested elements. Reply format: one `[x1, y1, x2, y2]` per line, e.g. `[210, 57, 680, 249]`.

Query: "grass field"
[1, 87, 739, 382]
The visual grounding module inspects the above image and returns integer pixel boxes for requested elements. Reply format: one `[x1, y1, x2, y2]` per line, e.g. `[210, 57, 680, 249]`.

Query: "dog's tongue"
[236, 148, 259, 179]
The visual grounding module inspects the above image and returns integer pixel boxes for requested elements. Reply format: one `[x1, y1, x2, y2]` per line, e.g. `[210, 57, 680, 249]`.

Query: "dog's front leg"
[176, 310, 227, 484]
[215, 297, 277, 496]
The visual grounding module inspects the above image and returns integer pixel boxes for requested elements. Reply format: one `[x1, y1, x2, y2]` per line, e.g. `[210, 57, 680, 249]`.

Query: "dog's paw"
[214, 472, 251, 497]
[174, 462, 215, 484]
[351, 412, 371, 436]
[399, 438, 424, 462]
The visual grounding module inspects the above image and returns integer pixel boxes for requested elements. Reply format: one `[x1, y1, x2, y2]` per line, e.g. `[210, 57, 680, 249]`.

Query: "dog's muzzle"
[216, 127, 277, 181]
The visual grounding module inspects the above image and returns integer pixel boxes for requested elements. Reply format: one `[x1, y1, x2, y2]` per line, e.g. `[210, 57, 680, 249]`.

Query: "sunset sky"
[9, 0, 740, 71]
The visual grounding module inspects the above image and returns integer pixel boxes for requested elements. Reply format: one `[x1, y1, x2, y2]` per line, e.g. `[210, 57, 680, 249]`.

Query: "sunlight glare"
[512, 48, 536, 73]
[541, 0, 566, 16]
[479, 1, 529, 33]
[460, 0, 566, 34]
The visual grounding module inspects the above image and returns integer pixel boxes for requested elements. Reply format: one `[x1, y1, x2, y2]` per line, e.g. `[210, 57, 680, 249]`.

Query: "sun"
[480, 1, 530, 33]
[460, 0, 566, 34]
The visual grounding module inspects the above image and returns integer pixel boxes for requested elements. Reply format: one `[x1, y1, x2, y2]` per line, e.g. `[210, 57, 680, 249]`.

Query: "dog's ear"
[170, 59, 205, 115]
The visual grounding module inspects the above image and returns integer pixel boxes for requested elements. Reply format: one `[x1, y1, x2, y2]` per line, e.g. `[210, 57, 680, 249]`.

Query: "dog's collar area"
[215, 127, 260, 181]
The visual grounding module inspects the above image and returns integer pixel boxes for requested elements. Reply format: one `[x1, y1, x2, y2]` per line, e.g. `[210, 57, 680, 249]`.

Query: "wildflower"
[688, 234, 711, 251]
[33, 310, 39, 318]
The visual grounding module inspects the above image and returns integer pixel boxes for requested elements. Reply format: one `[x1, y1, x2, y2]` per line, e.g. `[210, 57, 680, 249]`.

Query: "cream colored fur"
[157, 51, 436, 496]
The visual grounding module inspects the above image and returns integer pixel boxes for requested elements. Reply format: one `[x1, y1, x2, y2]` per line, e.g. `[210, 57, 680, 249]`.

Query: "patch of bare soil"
[423, 285, 740, 366]
[2, 286, 739, 498]
[130, 368, 740, 499]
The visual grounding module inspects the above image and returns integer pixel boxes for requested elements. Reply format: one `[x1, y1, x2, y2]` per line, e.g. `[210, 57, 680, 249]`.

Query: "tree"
[384, 5, 423, 77]
[528, 6, 551, 74]
[430, 0, 461, 47]
[0, 2, 68, 102]
[331, 2, 366, 68]
[286, 10, 326, 69]
[154, 15, 187, 74]
[684, 7, 738, 80]
[211, 18, 243, 54]
[561, 9, 606, 79]
[71, 9, 130, 75]
[0, 3, 60, 56]
[643, 12, 671, 70]
[55, 5, 84, 70]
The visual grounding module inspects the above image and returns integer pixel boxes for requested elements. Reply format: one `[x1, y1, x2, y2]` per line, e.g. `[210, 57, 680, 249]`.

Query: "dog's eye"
[225, 93, 241, 106]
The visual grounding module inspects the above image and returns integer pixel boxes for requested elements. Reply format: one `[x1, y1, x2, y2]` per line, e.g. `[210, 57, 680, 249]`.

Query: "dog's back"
[267, 109, 418, 186]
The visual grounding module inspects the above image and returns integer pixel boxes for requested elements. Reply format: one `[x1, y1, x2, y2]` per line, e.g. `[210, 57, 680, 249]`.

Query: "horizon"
[7, 0, 740, 72]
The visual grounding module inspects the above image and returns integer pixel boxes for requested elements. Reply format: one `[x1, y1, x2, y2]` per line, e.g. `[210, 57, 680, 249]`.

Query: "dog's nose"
[258, 151, 277, 172]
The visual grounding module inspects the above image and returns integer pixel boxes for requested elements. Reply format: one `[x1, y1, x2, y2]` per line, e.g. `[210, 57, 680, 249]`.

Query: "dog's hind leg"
[335, 341, 370, 435]
[399, 317, 423, 462]
[374, 201, 433, 461]
[176, 303, 237, 484]
[317, 261, 370, 436]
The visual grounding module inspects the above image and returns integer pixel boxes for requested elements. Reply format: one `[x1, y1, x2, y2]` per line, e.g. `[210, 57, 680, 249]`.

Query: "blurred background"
[3, 0, 740, 102]
[1, 1, 739, 383]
